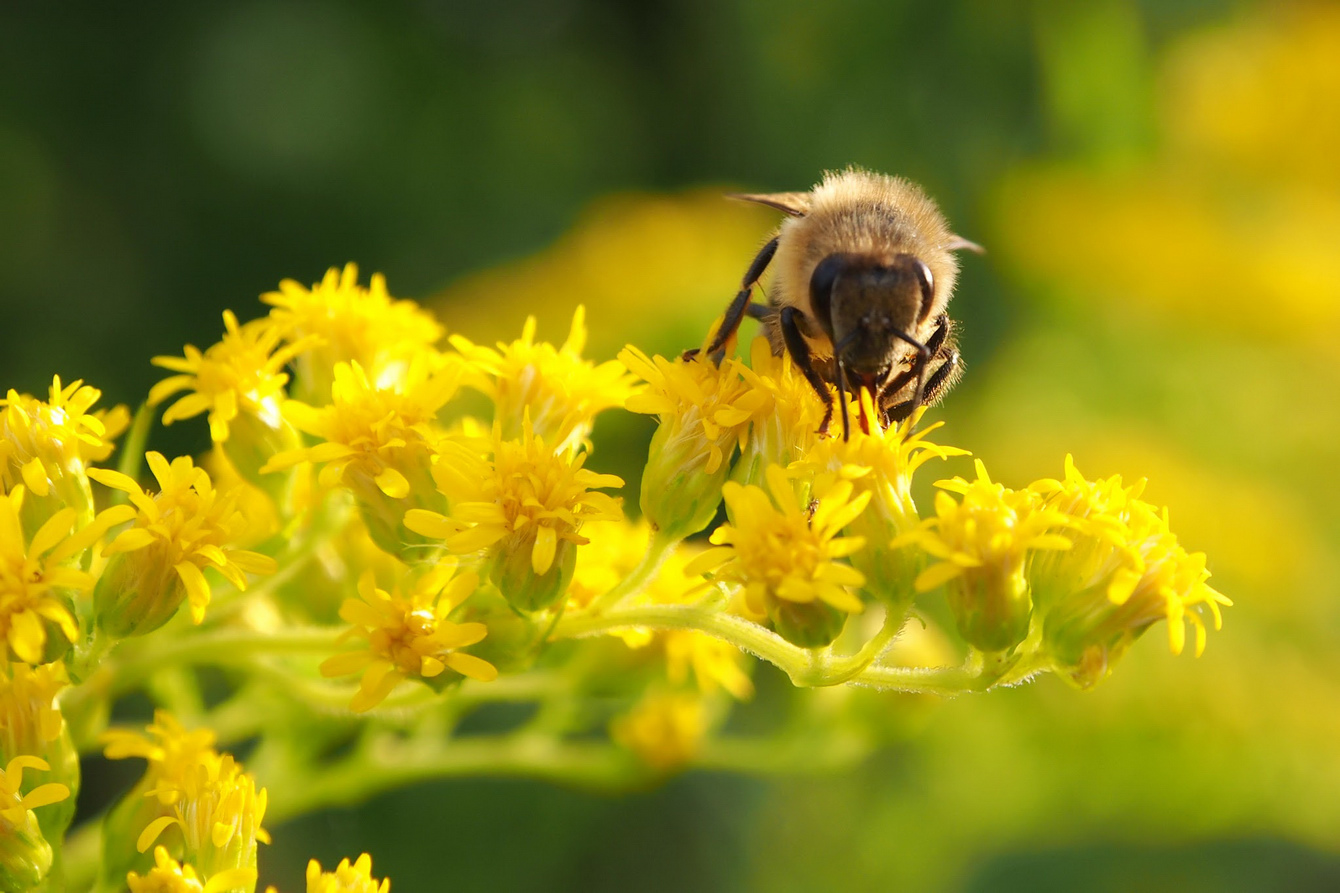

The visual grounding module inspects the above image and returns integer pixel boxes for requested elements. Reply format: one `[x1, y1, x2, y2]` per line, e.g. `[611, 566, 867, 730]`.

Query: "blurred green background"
[6, 0, 1340, 890]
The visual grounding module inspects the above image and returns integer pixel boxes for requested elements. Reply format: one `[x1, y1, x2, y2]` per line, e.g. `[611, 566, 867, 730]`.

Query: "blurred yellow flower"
[150, 309, 314, 443]
[90, 452, 277, 634]
[306, 853, 390, 893]
[663, 630, 753, 700]
[432, 190, 776, 359]
[450, 306, 637, 451]
[566, 517, 649, 610]
[319, 564, 497, 712]
[611, 691, 707, 772]
[264, 263, 444, 399]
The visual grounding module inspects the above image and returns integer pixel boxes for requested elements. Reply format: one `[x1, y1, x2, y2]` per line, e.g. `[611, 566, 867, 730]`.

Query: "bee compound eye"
[808, 254, 847, 340]
[907, 256, 935, 321]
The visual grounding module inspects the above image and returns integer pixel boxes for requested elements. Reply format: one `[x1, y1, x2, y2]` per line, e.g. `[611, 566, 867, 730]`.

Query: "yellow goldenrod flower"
[611, 692, 706, 772]
[566, 517, 650, 610]
[730, 337, 829, 483]
[686, 466, 870, 648]
[620, 332, 764, 539]
[319, 564, 497, 712]
[102, 710, 220, 792]
[0, 486, 121, 664]
[0, 755, 69, 891]
[800, 396, 969, 606]
[897, 460, 1072, 652]
[0, 375, 128, 534]
[127, 846, 257, 893]
[89, 452, 278, 637]
[150, 310, 312, 443]
[450, 306, 637, 451]
[262, 358, 458, 558]
[149, 310, 314, 491]
[306, 853, 390, 893]
[135, 750, 268, 884]
[1030, 457, 1232, 687]
[263, 263, 444, 401]
[405, 420, 624, 612]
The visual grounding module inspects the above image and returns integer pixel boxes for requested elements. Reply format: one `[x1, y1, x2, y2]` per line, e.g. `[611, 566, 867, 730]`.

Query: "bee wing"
[727, 191, 811, 217]
[945, 235, 985, 254]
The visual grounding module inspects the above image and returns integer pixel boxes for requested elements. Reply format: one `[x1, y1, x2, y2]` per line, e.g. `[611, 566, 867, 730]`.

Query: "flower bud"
[219, 404, 304, 503]
[490, 534, 578, 614]
[638, 421, 737, 540]
[0, 757, 70, 893]
[619, 342, 760, 541]
[945, 562, 1033, 653]
[769, 598, 848, 649]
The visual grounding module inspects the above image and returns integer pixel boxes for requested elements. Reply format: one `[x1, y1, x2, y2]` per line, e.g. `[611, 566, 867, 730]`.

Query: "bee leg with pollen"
[779, 305, 836, 435]
[684, 236, 780, 363]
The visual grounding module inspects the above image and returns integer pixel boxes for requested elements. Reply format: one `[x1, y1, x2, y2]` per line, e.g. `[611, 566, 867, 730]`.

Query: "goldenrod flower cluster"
[0, 262, 1229, 890]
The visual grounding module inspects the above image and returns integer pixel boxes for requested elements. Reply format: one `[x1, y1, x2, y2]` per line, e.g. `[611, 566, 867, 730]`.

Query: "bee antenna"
[835, 356, 851, 441]
[833, 329, 860, 355]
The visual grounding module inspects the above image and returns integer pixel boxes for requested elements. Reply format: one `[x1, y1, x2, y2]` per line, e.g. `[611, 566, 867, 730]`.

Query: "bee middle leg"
[780, 306, 835, 434]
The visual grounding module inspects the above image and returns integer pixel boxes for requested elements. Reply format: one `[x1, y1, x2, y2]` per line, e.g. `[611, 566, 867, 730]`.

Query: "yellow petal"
[532, 525, 557, 575]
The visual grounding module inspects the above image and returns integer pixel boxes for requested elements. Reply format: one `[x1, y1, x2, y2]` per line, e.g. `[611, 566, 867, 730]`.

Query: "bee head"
[809, 252, 935, 382]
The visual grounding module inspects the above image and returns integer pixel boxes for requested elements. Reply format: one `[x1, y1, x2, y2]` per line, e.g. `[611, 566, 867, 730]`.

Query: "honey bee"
[700, 168, 982, 438]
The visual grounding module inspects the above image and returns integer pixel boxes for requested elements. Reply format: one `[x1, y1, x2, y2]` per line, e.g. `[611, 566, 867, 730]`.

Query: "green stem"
[264, 735, 643, 822]
[62, 627, 342, 747]
[555, 602, 987, 693]
[588, 529, 680, 612]
[112, 403, 154, 497]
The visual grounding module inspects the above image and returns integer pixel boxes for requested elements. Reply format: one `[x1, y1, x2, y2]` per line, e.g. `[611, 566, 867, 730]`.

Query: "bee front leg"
[884, 316, 962, 423]
[684, 236, 779, 362]
[780, 306, 835, 435]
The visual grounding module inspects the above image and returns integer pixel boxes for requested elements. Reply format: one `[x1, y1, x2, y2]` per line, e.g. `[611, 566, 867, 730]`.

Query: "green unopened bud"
[490, 535, 577, 614]
[945, 563, 1033, 653]
[0, 757, 70, 893]
[769, 598, 847, 648]
[93, 549, 186, 639]
[220, 406, 304, 503]
[343, 456, 446, 561]
[639, 422, 735, 540]
[0, 812, 52, 893]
